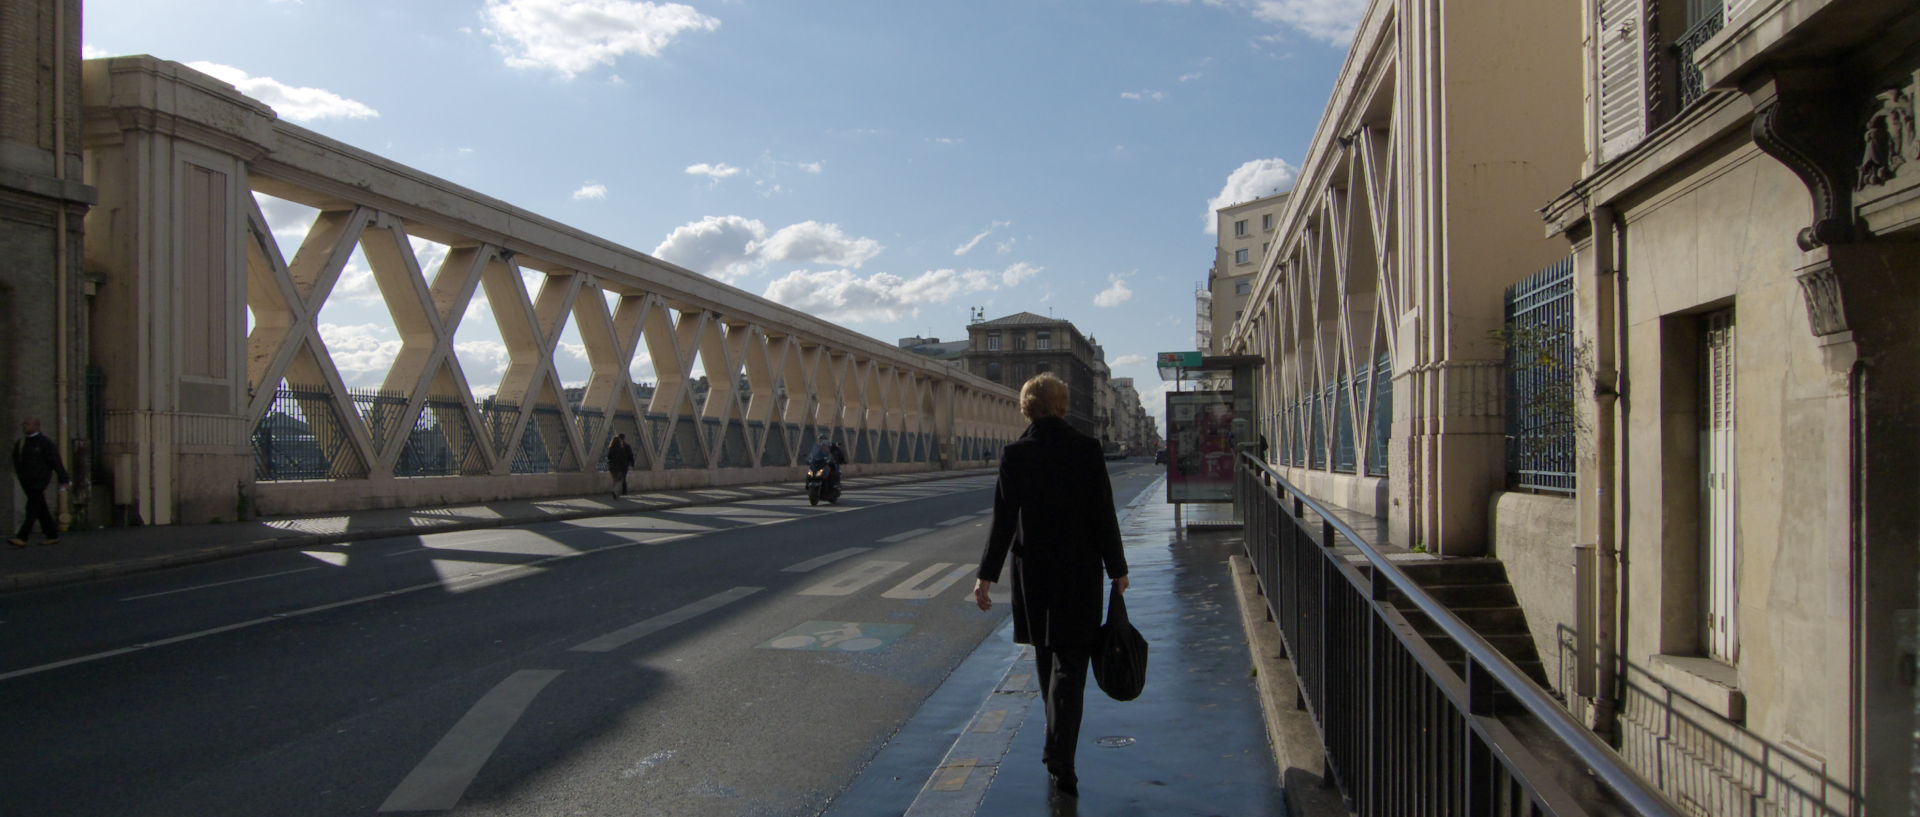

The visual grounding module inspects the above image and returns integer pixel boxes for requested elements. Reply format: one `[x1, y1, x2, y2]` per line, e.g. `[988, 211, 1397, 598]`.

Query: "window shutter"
[1597, 0, 1649, 162]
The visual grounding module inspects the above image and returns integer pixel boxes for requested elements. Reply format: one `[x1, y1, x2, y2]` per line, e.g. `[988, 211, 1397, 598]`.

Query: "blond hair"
[1020, 373, 1069, 420]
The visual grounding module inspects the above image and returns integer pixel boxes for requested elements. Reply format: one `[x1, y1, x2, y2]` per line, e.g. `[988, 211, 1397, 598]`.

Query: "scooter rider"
[810, 435, 848, 492]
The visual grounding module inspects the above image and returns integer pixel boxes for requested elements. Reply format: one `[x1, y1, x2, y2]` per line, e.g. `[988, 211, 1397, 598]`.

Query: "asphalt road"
[0, 463, 1161, 817]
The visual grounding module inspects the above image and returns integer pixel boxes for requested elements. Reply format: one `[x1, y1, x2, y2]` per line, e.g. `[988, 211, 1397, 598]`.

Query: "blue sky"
[82, 0, 1364, 422]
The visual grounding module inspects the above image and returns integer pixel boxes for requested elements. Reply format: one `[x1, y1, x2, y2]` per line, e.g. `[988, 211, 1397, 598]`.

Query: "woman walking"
[972, 374, 1129, 799]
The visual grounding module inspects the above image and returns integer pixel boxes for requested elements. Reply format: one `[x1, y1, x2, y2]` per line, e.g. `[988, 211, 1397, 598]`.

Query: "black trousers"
[1034, 643, 1092, 775]
[611, 468, 629, 494]
[15, 484, 57, 539]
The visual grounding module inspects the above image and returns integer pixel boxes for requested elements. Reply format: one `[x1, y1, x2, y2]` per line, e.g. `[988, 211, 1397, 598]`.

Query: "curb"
[1, 468, 997, 594]
[1228, 553, 1355, 817]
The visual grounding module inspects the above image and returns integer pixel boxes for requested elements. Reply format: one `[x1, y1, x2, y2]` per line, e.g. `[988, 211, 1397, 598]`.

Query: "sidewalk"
[824, 484, 1292, 817]
[0, 468, 995, 593]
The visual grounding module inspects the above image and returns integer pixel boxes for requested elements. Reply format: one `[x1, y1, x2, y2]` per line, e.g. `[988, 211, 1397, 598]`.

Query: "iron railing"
[1237, 453, 1683, 816]
[1504, 257, 1578, 494]
[1368, 352, 1392, 477]
[254, 384, 367, 481]
[1672, 5, 1725, 113]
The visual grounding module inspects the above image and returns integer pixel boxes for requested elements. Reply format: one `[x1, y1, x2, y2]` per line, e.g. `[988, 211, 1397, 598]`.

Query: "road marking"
[972, 710, 1008, 733]
[379, 669, 563, 812]
[781, 547, 872, 573]
[570, 586, 763, 653]
[877, 527, 935, 543]
[936, 515, 978, 526]
[882, 563, 974, 600]
[119, 566, 323, 601]
[799, 560, 909, 596]
[930, 758, 977, 792]
[762, 620, 913, 652]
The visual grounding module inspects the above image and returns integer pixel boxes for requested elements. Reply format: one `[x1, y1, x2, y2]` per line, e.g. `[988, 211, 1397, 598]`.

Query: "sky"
[81, 0, 1366, 426]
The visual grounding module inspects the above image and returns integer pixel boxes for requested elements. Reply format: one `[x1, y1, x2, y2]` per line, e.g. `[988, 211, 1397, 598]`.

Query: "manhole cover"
[1094, 736, 1136, 748]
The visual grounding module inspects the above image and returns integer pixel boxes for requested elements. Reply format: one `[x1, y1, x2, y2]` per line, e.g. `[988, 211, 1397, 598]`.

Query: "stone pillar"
[82, 57, 273, 524]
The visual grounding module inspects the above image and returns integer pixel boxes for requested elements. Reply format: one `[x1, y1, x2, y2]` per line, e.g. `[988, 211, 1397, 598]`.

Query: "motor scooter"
[805, 453, 841, 505]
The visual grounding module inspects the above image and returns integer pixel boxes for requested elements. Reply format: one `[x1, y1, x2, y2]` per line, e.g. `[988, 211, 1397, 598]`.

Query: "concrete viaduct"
[74, 56, 1021, 525]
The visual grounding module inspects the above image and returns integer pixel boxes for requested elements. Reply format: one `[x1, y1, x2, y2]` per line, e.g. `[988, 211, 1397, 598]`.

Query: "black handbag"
[1092, 582, 1148, 701]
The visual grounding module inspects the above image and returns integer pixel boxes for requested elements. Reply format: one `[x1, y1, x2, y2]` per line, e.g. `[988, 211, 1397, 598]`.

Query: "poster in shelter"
[1165, 390, 1236, 503]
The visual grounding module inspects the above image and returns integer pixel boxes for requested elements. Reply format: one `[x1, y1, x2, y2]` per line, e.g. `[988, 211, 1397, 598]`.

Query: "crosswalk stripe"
[799, 560, 909, 596]
[379, 669, 563, 812]
[782, 547, 872, 573]
[882, 563, 975, 600]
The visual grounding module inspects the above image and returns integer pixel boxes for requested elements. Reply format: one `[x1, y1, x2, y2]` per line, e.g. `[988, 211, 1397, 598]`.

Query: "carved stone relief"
[1857, 70, 1919, 189]
[1796, 263, 1848, 337]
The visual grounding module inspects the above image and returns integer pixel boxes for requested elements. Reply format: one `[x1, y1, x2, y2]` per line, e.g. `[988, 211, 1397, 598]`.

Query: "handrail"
[1238, 451, 1684, 816]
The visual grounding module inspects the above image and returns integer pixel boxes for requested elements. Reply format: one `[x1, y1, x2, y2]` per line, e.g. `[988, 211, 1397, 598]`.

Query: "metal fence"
[254, 383, 368, 481]
[1368, 352, 1392, 477]
[1504, 257, 1578, 494]
[1237, 453, 1683, 816]
[1671, 3, 1724, 114]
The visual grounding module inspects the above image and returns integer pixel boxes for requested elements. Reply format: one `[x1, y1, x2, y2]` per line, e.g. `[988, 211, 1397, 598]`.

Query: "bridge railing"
[1236, 452, 1685, 817]
[82, 56, 1022, 521]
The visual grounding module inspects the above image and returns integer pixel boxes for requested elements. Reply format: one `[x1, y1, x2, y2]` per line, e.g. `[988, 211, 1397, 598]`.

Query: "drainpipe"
[1589, 204, 1623, 736]
[53, 0, 72, 512]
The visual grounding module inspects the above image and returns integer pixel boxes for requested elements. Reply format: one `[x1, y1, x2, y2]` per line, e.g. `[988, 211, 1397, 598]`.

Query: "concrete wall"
[1488, 491, 1578, 697]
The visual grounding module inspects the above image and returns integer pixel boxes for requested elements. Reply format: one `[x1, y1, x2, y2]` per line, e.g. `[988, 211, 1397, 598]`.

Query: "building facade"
[962, 312, 1100, 435]
[1209, 193, 1289, 350]
[1538, 0, 1920, 811]
[0, 0, 95, 534]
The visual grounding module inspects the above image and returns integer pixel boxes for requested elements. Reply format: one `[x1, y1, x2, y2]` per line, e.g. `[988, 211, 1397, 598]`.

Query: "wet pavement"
[822, 484, 1288, 817]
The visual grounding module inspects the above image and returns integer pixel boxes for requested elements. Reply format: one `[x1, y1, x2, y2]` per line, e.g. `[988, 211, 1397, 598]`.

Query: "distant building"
[1205, 192, 1289, 352]
[962, 312, 1100, 435]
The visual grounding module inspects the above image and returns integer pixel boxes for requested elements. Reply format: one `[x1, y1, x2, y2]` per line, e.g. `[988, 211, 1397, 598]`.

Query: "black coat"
[12, 433, 69, 492]
[976, 417, 1128, 647]
[607, 441, 635, 472]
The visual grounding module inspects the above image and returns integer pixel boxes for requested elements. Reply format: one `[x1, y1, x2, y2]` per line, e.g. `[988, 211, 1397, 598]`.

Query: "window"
[1234, 248, 1249, 265]
[1037, 330, 1051, 350]
[1700, 308, 1738, 662]
[1235, 280, 1251, 295]
[1234, 219, 1248, 237]
[1013, 332, 1027, 350]
[1036, 362, 1051, 374]
[987, 332, 1001, 350]
[986, 361, 1002, 382]
[1262, 213, 1273, 230]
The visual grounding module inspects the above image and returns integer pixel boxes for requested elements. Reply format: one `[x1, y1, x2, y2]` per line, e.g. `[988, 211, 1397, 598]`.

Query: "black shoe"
[1048, 771, 1078, 798]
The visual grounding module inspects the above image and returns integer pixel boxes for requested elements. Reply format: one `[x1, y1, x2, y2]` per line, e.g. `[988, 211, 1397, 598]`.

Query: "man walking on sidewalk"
[11, 417, 69, 547]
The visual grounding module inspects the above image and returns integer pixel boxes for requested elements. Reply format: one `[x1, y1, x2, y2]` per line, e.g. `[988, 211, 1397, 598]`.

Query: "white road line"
[378, 669, 564, 812]
[936, 515, 978, 526]
[799, 560, 909, 597]
[878, 528, 935, 543]
[119, 566, 323, 602]
[781, 547, 872, 573]
[882, 563, 975, 600]
[570, 587, 763, 653]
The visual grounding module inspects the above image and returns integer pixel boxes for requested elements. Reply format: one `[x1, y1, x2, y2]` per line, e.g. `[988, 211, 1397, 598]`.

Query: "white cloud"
[763, 262, 1041, 325]
[481, 0, 720, 79]
[1120, 89, 1166, 101]
[1246, 0, 1368, 45]
[319, 323, 403, 386]
[926, 136, 964, 145]
[1112, 354, 1150, 367]
[1094, 278, 1134, 308]
[653, 215, 768, 283]
[686, 162, 743, 180]
[757, 221, 884, 269]
[953, 221, 1010, 256]
[187, 62, 378, 122]
[1206, 158, 1298, 233]
[651, 216, 884, 283]
[82, 45, 111, 59]
[1178, 72, 1204, 82]
[572, 182, 608, 200]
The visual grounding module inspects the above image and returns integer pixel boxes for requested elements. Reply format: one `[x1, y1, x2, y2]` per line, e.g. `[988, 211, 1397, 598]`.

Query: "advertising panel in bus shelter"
[1165, 389, 1236, 503]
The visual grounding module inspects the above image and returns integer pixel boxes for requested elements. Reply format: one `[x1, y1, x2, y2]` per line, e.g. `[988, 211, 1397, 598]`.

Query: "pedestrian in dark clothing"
[11, 417, 69, 547]
[607, 434, 635, 496]
[972, 374, 1129, 800]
